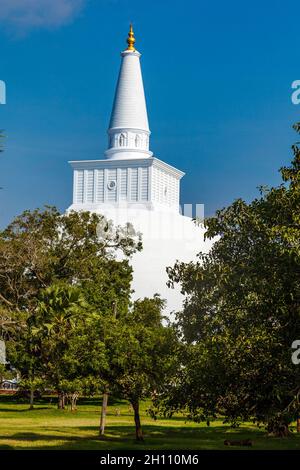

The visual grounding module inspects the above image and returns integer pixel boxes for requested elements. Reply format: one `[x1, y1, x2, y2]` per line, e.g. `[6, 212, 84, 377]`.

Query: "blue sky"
[0, 0, 299, 227]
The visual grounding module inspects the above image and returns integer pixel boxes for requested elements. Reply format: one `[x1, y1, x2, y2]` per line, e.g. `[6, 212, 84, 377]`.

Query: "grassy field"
[0, 395, 300, 450]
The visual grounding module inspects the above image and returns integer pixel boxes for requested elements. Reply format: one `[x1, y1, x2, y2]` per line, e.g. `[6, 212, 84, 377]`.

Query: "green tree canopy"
[163, 123, 300, 436]
[79, 295, 179, 441]
[0, 207, 141, 407]
[0, 207, 141, 318]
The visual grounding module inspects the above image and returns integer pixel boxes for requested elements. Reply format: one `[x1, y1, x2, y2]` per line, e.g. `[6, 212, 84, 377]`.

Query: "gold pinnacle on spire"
[126, 24, 136, 51]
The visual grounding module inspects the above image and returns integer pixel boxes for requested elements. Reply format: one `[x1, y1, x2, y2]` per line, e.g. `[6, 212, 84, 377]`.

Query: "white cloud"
[0, 0, 87, 34]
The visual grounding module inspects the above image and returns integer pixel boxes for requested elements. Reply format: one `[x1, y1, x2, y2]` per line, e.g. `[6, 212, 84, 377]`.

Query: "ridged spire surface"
[108, 25, 149, 133]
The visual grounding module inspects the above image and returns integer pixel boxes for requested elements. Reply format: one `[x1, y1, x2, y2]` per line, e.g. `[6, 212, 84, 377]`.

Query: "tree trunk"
[58, 392, 65, 410]
[131, 400, 144, 441]
[297, 418, 300, 433]
[58, 392, 61, 409]
[98, 302, 117, 436]
[99, 390, 109, 436]
[29, 388, 34, 410]
[71, 393, 78, 412]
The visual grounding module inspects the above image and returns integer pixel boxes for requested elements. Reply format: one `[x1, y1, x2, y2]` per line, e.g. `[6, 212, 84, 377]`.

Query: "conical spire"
[105, 25, 151, 160]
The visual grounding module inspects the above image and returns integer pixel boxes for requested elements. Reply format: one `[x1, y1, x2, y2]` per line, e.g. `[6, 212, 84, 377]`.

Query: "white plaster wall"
[151, 166, 180, 208]
[74, 166, 150, 205]
[130, 212, 213, 313]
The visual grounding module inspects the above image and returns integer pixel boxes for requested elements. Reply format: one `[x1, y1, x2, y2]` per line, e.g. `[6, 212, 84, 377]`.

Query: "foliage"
[0, 364, 13, 383]
[0, 205, 177, 439]
[163, 123, 300, 435]
[0, 207, 141, 408]
[106, 297, 177, 403]
[0, 207, 141, 316]
[80, 295, 179, 440]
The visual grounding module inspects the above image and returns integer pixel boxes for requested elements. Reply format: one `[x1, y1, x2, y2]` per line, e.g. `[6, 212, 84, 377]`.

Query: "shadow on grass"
[0, 424, 273, 451]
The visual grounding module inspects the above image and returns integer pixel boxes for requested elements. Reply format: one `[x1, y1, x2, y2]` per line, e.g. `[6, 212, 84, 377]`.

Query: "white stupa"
[68, 26, 213, 312]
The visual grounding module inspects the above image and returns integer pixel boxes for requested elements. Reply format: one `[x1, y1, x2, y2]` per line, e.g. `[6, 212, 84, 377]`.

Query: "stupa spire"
[105, 25, 151, 160]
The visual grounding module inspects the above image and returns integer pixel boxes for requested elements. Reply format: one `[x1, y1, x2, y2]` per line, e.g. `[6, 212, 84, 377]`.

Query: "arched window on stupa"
[119, 133, 127, 147]
[135, 134, 141, 148]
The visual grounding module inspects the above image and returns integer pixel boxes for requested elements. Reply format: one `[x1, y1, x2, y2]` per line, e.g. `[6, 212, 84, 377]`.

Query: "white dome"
[87, 206, 214, 314]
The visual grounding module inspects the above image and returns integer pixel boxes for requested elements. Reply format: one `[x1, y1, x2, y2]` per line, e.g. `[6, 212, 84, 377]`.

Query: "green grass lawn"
[0, 395, 300, 450]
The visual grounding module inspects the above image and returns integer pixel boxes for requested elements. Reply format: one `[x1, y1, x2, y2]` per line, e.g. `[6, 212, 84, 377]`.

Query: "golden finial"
[126, 24, 136, 51]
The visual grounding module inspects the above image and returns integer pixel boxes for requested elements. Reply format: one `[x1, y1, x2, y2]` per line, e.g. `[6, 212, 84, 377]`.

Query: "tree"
[0, 207, 140, 313]
[1, 207, 141, 405]
[101, 296, 178, 441]
[0, 364, 13, 384]
[31, 284, 89, 408]
[164, 123, 300, 436]
[71, 295, 178, 441]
